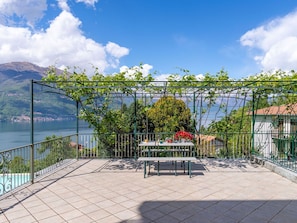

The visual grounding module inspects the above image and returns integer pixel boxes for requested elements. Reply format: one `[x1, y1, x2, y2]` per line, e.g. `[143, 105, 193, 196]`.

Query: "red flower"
[174, 130, 193, 141]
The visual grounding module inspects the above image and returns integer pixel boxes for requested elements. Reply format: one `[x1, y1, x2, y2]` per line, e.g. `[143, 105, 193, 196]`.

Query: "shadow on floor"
[145, 161, 206, 177]
[122, 199, 296, 223]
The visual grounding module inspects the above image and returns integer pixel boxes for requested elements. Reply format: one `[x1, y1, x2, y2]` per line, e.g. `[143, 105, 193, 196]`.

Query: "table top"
[138, 141, 194, 147]
[138, 157, 197, 161]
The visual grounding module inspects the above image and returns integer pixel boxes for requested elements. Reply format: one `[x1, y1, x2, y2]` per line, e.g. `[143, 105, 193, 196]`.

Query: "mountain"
[0, 62, 76, 122]
[0, 62, 47, 81]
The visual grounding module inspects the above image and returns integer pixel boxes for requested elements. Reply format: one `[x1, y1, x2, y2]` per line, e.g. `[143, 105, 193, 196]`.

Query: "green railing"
[254, 132, 297, 173]
[0, 134, 77, 196]
[78, 132, 253, 159]
[2, 131, 297, 197]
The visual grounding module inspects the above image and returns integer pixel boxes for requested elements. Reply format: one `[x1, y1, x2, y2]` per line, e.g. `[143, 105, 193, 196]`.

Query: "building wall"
[253, 115, 294, 158]
[253, 116, 275, 157]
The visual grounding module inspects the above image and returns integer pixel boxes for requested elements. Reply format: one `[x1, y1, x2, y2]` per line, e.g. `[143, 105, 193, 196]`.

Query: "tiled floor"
[1, 158, 297, 223]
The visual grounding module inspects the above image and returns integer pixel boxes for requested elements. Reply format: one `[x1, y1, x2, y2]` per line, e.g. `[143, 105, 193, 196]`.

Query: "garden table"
[137, 141, 196, 177]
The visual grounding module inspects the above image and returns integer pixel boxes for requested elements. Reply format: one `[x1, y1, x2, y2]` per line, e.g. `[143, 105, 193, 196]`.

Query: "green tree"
[36, 135, 75, 171]
[147, 96, 192, 133]
[9, 156, 29, 173]
[43, 65, 154, 137]
[125, 100, 154, 133]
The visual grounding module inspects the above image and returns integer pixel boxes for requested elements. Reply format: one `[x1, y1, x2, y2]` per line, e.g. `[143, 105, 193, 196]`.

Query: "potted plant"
[174, 130, 193, 142]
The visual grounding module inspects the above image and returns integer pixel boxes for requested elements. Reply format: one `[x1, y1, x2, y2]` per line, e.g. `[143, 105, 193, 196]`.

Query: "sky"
[1, 0, 297, 79]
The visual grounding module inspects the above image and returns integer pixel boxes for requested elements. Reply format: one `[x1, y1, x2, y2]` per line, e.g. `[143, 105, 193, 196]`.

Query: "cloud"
[58, 0, 70, 11]
[0, 0, 47, 27]
[120, 64, 153, 78]
[0, 0, 129, 75]
[240, 10, 297, 72]
[76, 0, 99, 7]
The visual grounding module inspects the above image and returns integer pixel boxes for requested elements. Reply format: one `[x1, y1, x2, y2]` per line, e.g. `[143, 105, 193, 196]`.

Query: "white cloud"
[120, 64, 153, 78]
[154, 74, 171, 81]
[240, 10, 297, 71]
[106, 42, 129, 58]
[76, 0, 98, 7]
[0, 1, 129, 75]
[58, 0, 70, 12]
[154, 73, 204, 81]
[0, 0, 47, 27]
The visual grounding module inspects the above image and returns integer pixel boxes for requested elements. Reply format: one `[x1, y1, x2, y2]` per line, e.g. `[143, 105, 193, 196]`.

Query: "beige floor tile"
[8, 215, 37, 223]
[88, 208, 112, 221]
[67, 214, 94, 223]
[0, 213, 9, 222]
[1, 159, 297, 223]
[32, 209, 58, 221]
[96, 215, 121, 223]
[5, 207, 32, 222]
[59, 209, 84, 221]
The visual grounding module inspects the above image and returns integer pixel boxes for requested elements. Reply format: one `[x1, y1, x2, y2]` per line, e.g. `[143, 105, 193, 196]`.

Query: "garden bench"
[137, 157, 197, 178]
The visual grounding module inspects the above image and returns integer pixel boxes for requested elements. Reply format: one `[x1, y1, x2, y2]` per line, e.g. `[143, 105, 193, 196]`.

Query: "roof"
[196, 134, 224, 142]
[251, 104, 297, 116]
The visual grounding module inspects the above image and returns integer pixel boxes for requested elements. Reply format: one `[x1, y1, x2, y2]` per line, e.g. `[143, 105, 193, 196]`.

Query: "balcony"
[1, 131, 297, 223]
[1, 158, 297, 222]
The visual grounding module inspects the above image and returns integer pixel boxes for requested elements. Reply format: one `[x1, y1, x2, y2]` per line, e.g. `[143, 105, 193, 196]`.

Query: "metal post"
[30, 80, 34, 184]
[76, 100, 79, 159]
[252, 90, 255, 155]
[193, 92, 196, 132]
[134, 91, 137, 160]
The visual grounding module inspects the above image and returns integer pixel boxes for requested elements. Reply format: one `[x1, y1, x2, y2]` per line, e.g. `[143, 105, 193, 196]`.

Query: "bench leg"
[188, 161, 192, 178]
[144, 161, 147, 178]
[157, 161, 160, 176]
[175, 161, 177, 176]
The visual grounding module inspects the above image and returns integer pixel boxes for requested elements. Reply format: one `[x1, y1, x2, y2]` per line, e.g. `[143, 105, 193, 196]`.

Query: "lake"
[0, 121, 93, 151]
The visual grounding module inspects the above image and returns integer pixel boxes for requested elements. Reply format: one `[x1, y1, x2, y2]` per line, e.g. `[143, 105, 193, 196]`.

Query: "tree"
[147, 96, 192, 133]
[9, 156, 29, 173]
[43, 65, 154, 137]
[36, 135, 75, 171]
[125, 100, 154, 133]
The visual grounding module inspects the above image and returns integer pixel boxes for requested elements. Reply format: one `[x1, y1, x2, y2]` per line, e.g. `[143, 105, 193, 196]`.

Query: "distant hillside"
[0, 62, 76, 122]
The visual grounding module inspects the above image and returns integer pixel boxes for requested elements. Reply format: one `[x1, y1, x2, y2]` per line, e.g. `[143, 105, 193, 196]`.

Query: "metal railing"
[2, 131, 297, 197]
[254, 132, 297, 173]
[0, 134, 77, 196]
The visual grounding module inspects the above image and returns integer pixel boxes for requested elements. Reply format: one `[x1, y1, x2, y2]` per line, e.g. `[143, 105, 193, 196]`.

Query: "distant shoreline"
[2, 116, 76, 123]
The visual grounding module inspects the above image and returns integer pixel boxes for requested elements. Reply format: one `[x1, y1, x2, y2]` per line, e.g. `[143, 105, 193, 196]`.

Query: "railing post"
[30, 79, 35, 184]
[133, 91, 137, 160]
[30, 144, 34, 184]
[76, 100, 79, 160]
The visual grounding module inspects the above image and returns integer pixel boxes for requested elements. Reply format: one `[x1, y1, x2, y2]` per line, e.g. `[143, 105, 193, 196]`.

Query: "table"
[138, 141, 196, 177]
[138, 141, 194, 157]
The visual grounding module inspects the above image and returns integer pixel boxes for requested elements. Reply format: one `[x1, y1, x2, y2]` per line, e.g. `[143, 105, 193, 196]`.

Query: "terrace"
[2, 79, 297, 222]
[1, 158, 297, 222]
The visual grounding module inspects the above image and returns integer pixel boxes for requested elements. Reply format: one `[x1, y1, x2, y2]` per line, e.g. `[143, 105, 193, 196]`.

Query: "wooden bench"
[141, 149, 190, 157]
[137, 157, 197, 178]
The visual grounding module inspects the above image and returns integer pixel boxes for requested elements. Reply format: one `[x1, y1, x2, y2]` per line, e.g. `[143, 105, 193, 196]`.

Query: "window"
[278, 118, 284, 137]
[290, 118, 297, 135]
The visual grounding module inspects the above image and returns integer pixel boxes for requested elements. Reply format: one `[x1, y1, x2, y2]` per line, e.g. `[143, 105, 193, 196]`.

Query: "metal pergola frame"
[29, 79, 297, 160]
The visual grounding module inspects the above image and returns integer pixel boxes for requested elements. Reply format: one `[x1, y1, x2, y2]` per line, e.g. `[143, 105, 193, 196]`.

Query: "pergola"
[29, 79, 297, 160]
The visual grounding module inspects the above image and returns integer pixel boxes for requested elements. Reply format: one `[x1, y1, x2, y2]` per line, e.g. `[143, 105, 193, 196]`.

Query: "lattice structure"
[31, 80, 297, 160]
